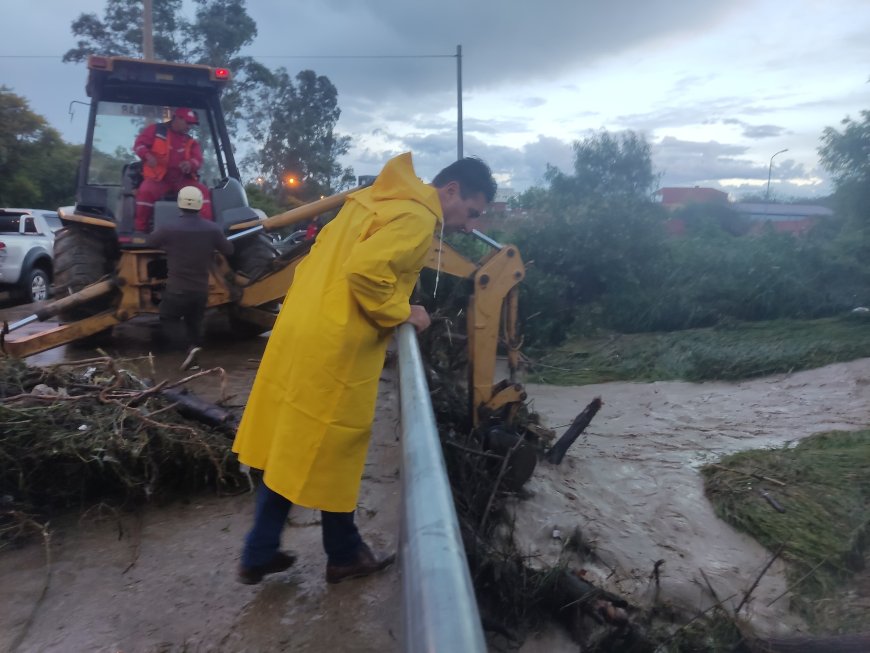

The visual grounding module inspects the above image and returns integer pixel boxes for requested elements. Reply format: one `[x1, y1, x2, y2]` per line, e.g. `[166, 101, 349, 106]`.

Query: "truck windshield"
[87, 101, 220, 187]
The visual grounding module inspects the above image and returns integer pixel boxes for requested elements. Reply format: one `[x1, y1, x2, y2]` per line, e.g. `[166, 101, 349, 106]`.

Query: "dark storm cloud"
[350, 127, 573, 192]
[245, 1, 745, 102]
[654, 136, 761, 184]
[616, 97, 786, 132]
[719, 119, 786, 138]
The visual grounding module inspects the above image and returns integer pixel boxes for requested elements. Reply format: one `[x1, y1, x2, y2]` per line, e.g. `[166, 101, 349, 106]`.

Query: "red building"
[654, 187, 729, 209]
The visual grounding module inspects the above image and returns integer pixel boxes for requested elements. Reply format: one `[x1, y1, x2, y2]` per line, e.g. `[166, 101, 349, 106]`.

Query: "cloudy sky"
[3, 0, 869, 199]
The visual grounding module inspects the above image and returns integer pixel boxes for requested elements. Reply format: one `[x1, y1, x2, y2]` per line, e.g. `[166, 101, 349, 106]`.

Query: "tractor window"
[88, 101, 150, 185]
[88, 102, 220, 188]
[195, 126, 221, 188]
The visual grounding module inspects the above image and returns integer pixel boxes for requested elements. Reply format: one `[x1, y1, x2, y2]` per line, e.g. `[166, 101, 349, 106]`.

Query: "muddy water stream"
[512, 359, 870, 639]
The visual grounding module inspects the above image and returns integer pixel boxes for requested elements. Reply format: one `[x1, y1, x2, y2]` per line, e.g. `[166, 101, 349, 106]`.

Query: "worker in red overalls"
[133, 107, 213, 232]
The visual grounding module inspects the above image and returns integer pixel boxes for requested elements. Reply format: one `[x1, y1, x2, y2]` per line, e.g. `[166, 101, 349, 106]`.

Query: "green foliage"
[604, 224, 868, 334]
[507, 131, 668, 345]
[673, 201, 751, 237]
[61, 1, 353, 191]
[528, 315, 870, 385]
[703, 430, 870, 632]
[0, 88, 80, 208]
[818, 110, 870, 265]
[819, 110, 870, 188]
[504, 125, 870, 345]
[246, 68, 354, 200]
[243, 184, 292, 218]
[546, 130, 660, 206]
[63, 0, 274, 140]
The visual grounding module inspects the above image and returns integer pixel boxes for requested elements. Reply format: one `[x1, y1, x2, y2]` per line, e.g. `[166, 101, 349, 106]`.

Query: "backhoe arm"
[424, 236, 526, 426]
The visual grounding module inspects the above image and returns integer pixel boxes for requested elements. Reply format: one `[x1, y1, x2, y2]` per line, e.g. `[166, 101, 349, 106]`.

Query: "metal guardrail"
[396, 323, 486, 653]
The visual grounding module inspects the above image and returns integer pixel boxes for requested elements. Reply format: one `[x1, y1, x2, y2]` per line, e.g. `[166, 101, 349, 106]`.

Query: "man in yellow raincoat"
[233, 152, 496, 584]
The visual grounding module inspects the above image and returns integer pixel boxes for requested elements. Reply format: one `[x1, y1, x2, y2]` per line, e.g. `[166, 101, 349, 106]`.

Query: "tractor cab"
[71, 56, 262, 238]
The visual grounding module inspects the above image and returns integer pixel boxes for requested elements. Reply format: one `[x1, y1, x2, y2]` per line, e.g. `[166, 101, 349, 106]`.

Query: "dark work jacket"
[146, 213, 233, 294]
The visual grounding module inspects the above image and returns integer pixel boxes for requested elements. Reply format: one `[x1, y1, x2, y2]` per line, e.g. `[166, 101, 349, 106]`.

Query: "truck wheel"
[22, 267, 51, 303]
[53, 225, 118, 321]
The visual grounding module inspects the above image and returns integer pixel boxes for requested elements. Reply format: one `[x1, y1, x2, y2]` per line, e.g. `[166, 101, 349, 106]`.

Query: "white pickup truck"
[0, 208, 62, 303]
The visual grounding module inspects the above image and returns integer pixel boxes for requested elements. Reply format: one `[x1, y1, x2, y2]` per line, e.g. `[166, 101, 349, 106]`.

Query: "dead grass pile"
[0, 356, 247, 547]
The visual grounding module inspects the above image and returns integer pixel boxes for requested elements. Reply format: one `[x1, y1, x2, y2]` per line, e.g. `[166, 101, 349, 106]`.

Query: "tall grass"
[703, 430, 870, 632]
[528, 315, 870, 385]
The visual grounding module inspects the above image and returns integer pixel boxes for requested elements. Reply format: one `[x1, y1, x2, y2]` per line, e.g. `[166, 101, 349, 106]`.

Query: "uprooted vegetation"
[0, 356, 247, 548]
[703, 430, 870, 635]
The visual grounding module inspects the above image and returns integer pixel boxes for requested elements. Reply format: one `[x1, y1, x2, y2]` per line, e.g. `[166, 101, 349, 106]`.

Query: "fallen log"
[546, 397, 603, 465]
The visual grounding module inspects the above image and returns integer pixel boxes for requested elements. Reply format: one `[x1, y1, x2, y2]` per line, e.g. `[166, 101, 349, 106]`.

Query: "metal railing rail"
[396, 323, 486, 653]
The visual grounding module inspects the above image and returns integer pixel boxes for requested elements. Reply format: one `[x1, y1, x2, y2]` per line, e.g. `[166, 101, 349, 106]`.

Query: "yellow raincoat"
[232, 153, 441, 512]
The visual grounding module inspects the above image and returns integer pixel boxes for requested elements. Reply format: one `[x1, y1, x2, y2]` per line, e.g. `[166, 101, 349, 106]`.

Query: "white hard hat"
[177, 186, 204, 211]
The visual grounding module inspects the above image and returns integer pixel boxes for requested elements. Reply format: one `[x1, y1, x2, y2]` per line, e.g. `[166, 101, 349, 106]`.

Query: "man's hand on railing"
[403, 305, 431, 333]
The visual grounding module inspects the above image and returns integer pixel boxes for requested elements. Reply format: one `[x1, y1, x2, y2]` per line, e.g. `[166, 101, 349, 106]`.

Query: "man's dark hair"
[432, 157, 497, 203]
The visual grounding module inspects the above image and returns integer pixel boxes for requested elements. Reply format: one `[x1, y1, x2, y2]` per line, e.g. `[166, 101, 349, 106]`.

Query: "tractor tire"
[53, 225, 118, 322]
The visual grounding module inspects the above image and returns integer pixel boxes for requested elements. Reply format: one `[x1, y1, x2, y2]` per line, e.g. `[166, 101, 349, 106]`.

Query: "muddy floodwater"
[1, 302, 868, 650]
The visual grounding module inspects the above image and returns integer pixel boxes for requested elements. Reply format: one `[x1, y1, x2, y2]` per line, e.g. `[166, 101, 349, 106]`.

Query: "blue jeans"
[241, 481, 363, 568]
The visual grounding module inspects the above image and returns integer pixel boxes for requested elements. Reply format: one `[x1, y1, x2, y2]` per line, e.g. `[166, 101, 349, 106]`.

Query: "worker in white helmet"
[146, 185, 233, 370]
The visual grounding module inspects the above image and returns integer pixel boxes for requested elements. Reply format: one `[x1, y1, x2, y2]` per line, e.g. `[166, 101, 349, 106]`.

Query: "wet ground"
[1, 303, 405, 653]
[1, 301, 868, 649]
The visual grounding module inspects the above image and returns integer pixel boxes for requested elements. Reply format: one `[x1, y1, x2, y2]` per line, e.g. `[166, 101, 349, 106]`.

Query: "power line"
[0, 53, 456, 59]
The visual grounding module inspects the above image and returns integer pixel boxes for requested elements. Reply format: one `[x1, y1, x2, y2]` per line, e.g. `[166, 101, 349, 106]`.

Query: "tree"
[819, 110, 870, 225]
[62, 0, 271, 138]
[545, 130, 660, 208]
[61, 1, 353, 186]
[249, 69, 354, 201]
[511, 130, 667, 343]
[0, 88, 80, 207]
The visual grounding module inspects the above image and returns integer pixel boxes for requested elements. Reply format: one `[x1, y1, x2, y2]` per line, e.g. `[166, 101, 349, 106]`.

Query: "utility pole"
[766, 148, 788, 202]
[143, 0, 155, 60]
[456, 44, 463, 160]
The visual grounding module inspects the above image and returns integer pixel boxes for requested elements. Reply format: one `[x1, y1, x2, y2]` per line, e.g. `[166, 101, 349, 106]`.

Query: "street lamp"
[766, 148, 788, 202]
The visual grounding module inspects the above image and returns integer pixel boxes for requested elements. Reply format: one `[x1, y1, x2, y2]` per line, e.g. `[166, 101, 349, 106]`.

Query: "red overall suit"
[133, 120, 213, 231]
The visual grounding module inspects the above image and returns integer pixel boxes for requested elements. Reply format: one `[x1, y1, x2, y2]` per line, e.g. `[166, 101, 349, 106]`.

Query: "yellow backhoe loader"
[0, 56, 531, 478]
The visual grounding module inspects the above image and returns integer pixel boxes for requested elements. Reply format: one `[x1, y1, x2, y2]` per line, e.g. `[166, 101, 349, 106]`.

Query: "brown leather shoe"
[325, 543, 396, 584]
[237, 551, 297, 585]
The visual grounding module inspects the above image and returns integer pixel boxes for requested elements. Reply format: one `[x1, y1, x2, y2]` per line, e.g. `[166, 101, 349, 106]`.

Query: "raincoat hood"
[354, 152, 442, 225]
